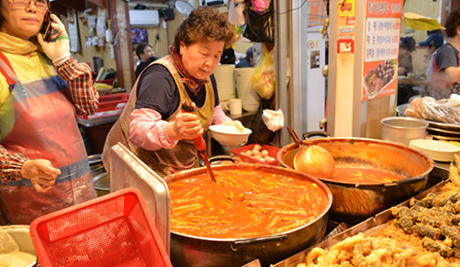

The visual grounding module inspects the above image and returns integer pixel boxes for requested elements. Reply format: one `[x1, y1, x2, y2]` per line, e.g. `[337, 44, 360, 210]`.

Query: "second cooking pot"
[278, 137, 433, 224]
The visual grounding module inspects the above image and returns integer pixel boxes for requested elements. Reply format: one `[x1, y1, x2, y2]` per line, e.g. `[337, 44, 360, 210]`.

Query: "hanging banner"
[337, 0, 356, 54]
[362, 0, 403, 100]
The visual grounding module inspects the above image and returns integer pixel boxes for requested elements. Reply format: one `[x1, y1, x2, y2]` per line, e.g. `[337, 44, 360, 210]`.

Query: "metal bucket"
[381, 116, 428, 145]
[89, 154, 105, 178]
[93, 172, 110, 197]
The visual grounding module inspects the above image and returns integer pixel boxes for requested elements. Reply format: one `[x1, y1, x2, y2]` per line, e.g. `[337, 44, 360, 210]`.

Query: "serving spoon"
[286, 126, 335, 179]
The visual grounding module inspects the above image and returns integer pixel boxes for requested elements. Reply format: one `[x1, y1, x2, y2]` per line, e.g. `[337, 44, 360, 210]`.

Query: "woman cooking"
[103, 7, 242, 177]
[0, 0, 98, 224]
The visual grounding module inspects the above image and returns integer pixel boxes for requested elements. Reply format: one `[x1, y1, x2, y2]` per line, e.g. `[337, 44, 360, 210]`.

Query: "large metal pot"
[381, 116, 428, 145]
[164, 164, 333, 267]
[277, 137, 433, 224]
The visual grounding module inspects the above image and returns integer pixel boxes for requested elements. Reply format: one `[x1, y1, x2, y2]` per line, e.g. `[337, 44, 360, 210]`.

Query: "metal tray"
[428, 120, 460, 132]
[429, 134, 460, 142]
[109, 143, 170, 254]
[397, 103, 460, 131]
[271, 178, 450, 267]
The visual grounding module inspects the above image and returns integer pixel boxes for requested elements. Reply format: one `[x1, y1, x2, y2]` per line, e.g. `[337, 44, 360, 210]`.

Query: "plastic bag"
[251, 44, 275, 100]
[405, 94, 460, 124]
[243, 1, 274, 43]
[248, 98, 276, 144]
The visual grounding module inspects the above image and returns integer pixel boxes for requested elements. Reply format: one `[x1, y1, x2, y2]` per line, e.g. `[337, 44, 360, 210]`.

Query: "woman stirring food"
[103, 7, 243, 177]
[0, 0, 98, 223]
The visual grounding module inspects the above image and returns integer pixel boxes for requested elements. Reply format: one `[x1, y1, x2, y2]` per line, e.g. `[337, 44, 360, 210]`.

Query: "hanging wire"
[274, 0, 308, 15]
[274, 0, 329, 20]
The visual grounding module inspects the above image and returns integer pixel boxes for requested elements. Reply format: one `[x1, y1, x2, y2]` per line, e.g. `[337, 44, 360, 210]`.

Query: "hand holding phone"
[40, 11, 53, 42]
[37, 12, 71, 66]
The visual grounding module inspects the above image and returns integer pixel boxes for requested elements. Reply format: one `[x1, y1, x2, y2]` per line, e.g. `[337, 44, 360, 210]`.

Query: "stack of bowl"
[235, 67, 261, 112]
[213, 64, 236, 110]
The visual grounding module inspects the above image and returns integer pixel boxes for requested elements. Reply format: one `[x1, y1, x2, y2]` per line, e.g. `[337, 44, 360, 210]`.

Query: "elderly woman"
[103, 7, 240, 177]
[0, 0, 99, 223]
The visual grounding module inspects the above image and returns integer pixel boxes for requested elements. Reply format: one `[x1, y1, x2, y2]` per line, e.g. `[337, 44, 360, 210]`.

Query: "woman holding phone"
[0, 0, 99, 224]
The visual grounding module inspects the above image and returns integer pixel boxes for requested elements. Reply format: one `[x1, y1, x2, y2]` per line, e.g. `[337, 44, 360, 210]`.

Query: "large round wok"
[278, 137, 433, 224]
[164, 163, 333, 267]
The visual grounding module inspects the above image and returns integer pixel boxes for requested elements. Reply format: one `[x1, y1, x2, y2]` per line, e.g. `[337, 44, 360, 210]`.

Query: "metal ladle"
[286, 126, 335, 179]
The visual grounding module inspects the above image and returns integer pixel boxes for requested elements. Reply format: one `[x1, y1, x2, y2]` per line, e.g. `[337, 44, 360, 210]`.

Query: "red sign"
[362, 0, 404, 100]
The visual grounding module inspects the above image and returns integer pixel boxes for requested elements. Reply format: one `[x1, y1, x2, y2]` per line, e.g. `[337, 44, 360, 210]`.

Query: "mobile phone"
[40, 11, 53, 42]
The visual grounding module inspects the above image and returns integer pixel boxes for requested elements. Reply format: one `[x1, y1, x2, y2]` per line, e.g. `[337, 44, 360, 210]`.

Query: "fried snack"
[303, 230, 460, 267]
[300, 160, 460, 267]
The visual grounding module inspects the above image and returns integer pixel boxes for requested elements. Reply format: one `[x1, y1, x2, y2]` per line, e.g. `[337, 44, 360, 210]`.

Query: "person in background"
[236, 47, 255, 68]
[133, 47, 139, 68]
[102, 7, 242, 177]
[397, 37, 417, 105]
[430, 7, 460, 100]
[220, 46, 236, 64]
[0, 0, 99, 224]
[398, 37, 416, 76]
[419, 33, 444, 81]
[135, 42, 159, 79]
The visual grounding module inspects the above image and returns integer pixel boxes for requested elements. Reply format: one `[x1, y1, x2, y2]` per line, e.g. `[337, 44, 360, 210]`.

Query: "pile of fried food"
[406, 94, 460, 124]
[298, 155, 460, 267]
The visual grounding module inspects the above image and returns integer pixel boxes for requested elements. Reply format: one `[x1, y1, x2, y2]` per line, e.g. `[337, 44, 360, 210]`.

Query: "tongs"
[181, 102, 217, 183]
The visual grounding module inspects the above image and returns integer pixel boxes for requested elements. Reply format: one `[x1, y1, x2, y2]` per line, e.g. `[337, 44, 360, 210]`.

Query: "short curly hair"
[445, 7, 460, 38]
[172, 6, 237, 54]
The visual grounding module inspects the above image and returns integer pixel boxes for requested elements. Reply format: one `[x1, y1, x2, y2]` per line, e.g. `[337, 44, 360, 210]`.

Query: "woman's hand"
[21, 159, 61, 193]
[167, 113, 204, 141]
[37, 14, 71, 66]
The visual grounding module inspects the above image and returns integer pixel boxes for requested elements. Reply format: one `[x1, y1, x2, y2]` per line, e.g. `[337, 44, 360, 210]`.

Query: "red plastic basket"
[77, 93, 129, 120]
[30, 188, 172, 267]
[231, 143, 280, 166]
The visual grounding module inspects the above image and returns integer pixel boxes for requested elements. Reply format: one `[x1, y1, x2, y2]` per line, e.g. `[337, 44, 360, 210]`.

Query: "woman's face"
[1, 0, 48, 39]
[180, 40, 225, 80]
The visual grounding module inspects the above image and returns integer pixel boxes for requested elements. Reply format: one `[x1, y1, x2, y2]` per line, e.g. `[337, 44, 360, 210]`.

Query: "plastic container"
[30, 188, 172, 267]
[409, 139, 460, 162]
[231, 143, 280, 166]
[95, 78, 114, 86]
[77, 93, 129, 121]
[1, 225, 37, 267]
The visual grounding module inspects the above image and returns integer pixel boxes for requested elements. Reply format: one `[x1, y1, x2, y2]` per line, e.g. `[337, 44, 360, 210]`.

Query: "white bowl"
[409, 139, 460, 162]
[209, 125, 252, 147]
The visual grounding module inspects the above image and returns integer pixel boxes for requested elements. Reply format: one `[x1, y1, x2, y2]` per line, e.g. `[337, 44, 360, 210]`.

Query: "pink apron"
[430, 50, 460, 100]
[0, 51, 96, 224]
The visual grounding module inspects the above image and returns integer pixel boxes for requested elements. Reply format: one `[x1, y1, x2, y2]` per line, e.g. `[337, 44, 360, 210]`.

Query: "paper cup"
[224, 98, 243, 115]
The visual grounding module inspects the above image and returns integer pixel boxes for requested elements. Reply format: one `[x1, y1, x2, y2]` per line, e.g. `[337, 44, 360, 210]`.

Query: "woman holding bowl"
[103, 7, 243, 177]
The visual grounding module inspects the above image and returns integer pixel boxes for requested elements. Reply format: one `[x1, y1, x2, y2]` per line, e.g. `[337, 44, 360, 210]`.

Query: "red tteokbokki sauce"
[331, 168, 404, 184]
[168, 168, 329, 239]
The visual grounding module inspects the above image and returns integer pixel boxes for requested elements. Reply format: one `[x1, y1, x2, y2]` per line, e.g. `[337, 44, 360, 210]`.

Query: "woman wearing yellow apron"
[103, 7, 241, 177]
[0, 0, 98, 224]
